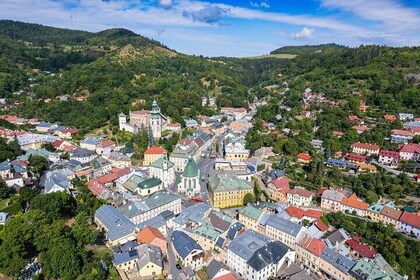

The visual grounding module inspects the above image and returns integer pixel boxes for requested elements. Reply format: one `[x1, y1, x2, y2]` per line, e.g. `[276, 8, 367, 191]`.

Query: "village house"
[366, 201, 395, 223]
[286, 187, 315, 207]
[220, 107, 247, 119]
[136, 226, 167, 254]
[321, 189, 345, 212]
[378, 150, 399, 166]
[319, 247, 355, 280]
[398, 143, 420, 161]
[238, 206, 263, 231]
[96, 139, 115, 155]
[379, 206, 402, 228]
[340, 193, 369, 216]
[267, 177, 290, 203]
[383, 114, 397, 122]
[265, 214, 304, 249]
[350, 142, 380, 156]
[80, 137, 101, 151]
[296, 237, 326, 277]
[70, 148, 96, 164]
[297, 153, 312, 164]
[107, 152, 131, 168]
[143, 145, 167, 166]
[398, 211, 420, 238]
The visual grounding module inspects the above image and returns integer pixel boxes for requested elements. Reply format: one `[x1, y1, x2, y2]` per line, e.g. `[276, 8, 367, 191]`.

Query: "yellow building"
[208, 173, 254, 208]
[143, 145, 166, 166]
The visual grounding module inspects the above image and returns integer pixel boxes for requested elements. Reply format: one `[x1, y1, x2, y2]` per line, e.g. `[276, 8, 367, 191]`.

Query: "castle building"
[119, 100, 168, 139]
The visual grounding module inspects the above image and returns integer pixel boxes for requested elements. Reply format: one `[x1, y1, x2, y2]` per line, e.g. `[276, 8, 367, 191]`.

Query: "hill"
[0, 21, 419, 132]
[270, 43, 344, 56]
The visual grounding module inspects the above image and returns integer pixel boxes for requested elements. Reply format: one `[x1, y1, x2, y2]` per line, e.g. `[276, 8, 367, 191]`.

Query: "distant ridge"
[270, 43, 345, 56]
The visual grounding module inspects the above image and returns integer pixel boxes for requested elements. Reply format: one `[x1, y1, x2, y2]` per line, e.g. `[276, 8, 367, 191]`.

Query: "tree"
[243, 193, 256, 205]
[0, 179, 10, 199]
[31, 192, 76, 220]
[41, 142, 56, 152]
[71, 212, 98, 246]
[28, 155, 48, 176]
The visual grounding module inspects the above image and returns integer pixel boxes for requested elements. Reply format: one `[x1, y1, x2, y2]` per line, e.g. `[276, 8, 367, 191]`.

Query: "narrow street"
[166, 228, 181, 280]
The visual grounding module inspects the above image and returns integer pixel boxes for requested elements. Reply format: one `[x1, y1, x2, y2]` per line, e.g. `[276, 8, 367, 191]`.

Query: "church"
[119, 100, 168, 139]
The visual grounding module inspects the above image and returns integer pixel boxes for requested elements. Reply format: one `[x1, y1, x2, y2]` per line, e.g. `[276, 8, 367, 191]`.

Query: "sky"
[1, 0, 420, 57]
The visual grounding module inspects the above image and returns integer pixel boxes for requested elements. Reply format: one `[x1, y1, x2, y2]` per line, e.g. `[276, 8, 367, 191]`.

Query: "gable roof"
[136, 226, 166, 244]
[341, 193, 369, 210]
[287, 188, 314, 198]
[266, 215, 302, 237]
[144, 145, 166, 155]
[247, 241, 289, 272]
[380, 206, 402, 220]
[239, 205, 262, 220]
[321, 247, 356, 274]
[399, 211, 420, 228]
[227, 229, 271, 261]
[351, 142, 380, 151]
[171, 230, 202, 259]
[268, 177, 289, 189]
[346, 237, 376, 258]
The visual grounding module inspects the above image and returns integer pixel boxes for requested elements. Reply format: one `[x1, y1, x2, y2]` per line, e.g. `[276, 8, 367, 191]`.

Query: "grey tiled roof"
[227, 229, 271, 261]
[321, 247, 355, 274]
[171, 230, 202, 259]
[266, 215, 302, 237]
[247, 241, 289, 271]
[95, 205, 136, 242]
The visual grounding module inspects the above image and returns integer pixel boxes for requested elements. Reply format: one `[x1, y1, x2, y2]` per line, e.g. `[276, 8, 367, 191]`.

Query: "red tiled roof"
[306, 238, 327, 257]
[213, 273, 237, 280]
[61, 128, 79, 134]
[194, 137, 205, 147]
[346, 153, 366, 162]
[399, 211, 420, 228]
[380, 206, 402, 220]
[352, 125, 369, 131]
[391, 129, 412, 137]
[287, 188, 314, 198]
[379, 150, 399, 158]
[131, 109, 150, 115]
[268, 177, 289, 189]
[304, 209, 323, 219]
[53, 140, 64, 148]
[351, 142, 380, 151]
[87, 179, 106, 197]
[383, 114, 397, 121]
[178, 139, 193, 146]
[346, 237, 376, 258]
[341, 193, 369, 210]
[286, 206, 321, 219]
[136, 226, 166, 243]
[96, 167, 131, 184]
[313, 218, 328, 232]
[144, 145, 166, 155]
[297, 153, 312, 161]
[332, 131, 344, 136]
[98, 139, 115, 148]
[399, 143, 420, 154]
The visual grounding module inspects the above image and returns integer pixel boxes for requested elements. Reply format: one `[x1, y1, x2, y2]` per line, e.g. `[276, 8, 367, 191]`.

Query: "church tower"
[150, 100, 162, 139]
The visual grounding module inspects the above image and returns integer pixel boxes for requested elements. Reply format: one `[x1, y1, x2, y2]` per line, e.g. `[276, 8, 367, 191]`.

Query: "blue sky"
[1, 0, 419, 57]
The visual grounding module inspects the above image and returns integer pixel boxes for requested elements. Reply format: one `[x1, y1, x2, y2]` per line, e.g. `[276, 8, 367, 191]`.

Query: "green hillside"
[270, 43, 345, 55]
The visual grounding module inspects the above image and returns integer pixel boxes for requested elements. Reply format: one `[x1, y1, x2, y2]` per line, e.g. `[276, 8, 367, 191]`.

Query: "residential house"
[96, 140, 115, 155]
[277, 260, 314, 280]
[341, 193, 369, 216]
[238, 206, 263, 231]
[91, 157, 112, 178]
[398, 113, 414, 120]
[220, 107, 247, 119]
[171, 230, 204, 270]
[319, 247, 355, 280]
[297, 153, 312, 164]
[383, 114, 397, 122]
[108, 152, 131, 168]
[350, 143, 380, 156]
[379, 206, 402, 228]
[286, 187, 315, 207]
[391, 129, 412, 144]
[136, 226, 167, 254]
[80, 137, 101, 151]
[207, 260, 237, 280]
[326, 158, 347, 170]
[173, 203, 212, 230]
[378, 150, 399, 166]
[296, 237, 326, 277]
[0, 212, 11, 225]
[143, 146, 167, 166]
[321, 189, 345, 212]
[148, 154, 175, 188]
[178, 157, 201, 198]
[40, 170, 72, 194]
[285, 206, 323, 223]
[345, 153, 366, 164]
[345, 236, 375, 259]
[350, 254, 405, 280]
[267, 177, 290, 203]
[398, 143, 420, 161]
[70, 148, 96, 164]
[95, 205, 137, 247]
[191, 222, 221, 251]
[170, 140, 200, 172]
[15, 133, 58, 151]
[398, 211, 420, 238]
[265, 215, 304, 249]
[208, 173, 253, 208]
[366, 201, 395, 223]
[55, 128, 79, 139]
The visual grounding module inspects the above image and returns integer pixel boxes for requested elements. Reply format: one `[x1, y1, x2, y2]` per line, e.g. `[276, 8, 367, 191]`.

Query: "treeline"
[0, 181, 115, 279]
[324, 212, 420, 280]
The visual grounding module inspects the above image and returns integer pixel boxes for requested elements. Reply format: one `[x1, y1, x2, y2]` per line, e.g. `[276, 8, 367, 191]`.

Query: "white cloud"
[292, 27, 315, 39]
[159, 0, 174, 7]
[260, 2, 269, 8]
[250, 1, 259, 8]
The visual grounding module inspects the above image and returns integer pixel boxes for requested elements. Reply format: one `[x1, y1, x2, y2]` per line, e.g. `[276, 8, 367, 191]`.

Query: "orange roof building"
[383, 114, 397, 122]
[341, 193, 369, 216]
[143, 145, 167, 166]
[136, 226, 167, 254]
[297, 153, 312, 163]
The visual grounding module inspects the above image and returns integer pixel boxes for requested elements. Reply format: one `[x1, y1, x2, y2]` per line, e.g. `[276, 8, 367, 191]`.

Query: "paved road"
[372, 160, 417, 178]
[166, 228, 181, 280]
[198, 150, 216, 205]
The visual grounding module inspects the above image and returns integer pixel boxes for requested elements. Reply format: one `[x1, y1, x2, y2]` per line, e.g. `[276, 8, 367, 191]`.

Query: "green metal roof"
[150, 156, 174, 169]
[182, 157, 199, 178]
[193, 223, 220, 241]
[138, 177, 162, 189]
[239, 206, 262, 220]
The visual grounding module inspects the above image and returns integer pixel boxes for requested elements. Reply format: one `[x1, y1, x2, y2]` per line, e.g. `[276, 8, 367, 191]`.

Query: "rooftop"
[227, 229, 271, 261]
[266, 215, 302, 237]
[171, 230, 202, 259]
